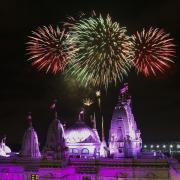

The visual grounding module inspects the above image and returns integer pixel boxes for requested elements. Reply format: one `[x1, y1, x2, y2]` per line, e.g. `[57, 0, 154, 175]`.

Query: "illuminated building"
[0, 84, 180, 179]
[143, 142, 180, 154]
[109, 83, 142, 158]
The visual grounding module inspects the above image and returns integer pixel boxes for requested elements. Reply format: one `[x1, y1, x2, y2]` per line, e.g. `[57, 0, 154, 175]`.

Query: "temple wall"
[170, 167, 180, 180]
[0, 163, 177, 180]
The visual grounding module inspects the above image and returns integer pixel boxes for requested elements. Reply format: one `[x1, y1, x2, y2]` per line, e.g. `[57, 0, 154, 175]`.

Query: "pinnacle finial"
[1, 135, 6, 144]
[50, 99, 58, 120]
[118, 83, 129, 104]
[27, 112, 32, 127]
[91, 112, 97, 129]
[78, 108, 84, 121]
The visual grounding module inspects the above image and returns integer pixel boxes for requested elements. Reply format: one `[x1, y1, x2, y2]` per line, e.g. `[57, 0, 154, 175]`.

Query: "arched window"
[72, 148, 79, 154]
[81, 148, 89, 154]
[69, 148, 73, 153]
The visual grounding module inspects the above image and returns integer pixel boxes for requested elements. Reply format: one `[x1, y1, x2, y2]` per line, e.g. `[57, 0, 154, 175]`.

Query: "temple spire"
[21, 112, 41, 158]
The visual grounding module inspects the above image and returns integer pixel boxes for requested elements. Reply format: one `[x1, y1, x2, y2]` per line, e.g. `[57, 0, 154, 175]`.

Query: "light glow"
[163, 145, 166, 148]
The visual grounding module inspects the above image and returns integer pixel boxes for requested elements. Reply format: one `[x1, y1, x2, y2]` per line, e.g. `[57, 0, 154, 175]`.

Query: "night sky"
[0, 0, 180, 150]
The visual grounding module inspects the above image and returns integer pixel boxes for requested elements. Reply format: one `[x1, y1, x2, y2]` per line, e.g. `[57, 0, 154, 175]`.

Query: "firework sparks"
[83, 98, 93, 106]
[96, 90, 101, 97]
[96, 90, 101, 110]
[131, 27, 176, 77]
[65, 14, 133, 88]
[26, 25, 73, 74]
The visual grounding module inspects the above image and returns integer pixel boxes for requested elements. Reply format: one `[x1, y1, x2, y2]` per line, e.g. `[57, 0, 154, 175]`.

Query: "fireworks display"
[131, 27, 176, 77]
[26, 25, 72, 74]
[26, 13, 177, 87]
[65, 14, 133, 88]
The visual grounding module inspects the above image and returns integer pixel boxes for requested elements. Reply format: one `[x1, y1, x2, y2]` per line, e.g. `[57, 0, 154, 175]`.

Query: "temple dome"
[0, 142, 11, 157]
[65, 120, 100, 143]
[21, 126, 41, 158]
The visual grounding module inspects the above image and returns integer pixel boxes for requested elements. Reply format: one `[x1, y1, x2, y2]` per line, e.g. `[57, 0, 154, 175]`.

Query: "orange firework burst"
[26, 25, 73, 74]
[131, 27, 176, 77]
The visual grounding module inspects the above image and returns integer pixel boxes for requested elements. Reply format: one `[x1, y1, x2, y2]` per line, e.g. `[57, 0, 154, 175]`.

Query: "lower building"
[0, 84, 180, 179]
[0, 156, 180, 179]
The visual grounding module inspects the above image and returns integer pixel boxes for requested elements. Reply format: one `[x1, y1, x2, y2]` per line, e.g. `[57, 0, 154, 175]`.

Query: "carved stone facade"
[65, 120, 101, 158]
[109, 84, 142, 158]
[0, 158, 180, 179]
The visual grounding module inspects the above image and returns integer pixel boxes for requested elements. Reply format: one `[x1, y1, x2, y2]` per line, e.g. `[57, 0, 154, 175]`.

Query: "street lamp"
[169, 144, 173, 156]
[163, 145, 166, 148]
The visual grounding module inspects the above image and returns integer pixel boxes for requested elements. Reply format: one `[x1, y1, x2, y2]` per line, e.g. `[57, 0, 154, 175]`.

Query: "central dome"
[65, 120, 99, 143]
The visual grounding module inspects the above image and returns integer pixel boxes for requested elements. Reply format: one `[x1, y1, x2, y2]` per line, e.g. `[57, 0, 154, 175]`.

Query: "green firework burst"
[65, 14, 133, 88]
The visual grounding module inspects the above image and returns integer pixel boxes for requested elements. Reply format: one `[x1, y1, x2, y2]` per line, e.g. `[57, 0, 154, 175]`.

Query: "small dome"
[0, 142, 11, 157]
[65, 121, 99, 143]
[4, 145, 11, 154]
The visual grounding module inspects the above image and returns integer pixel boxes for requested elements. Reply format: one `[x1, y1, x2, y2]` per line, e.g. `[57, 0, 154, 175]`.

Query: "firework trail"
[65, 13, 133, 88]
